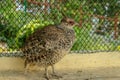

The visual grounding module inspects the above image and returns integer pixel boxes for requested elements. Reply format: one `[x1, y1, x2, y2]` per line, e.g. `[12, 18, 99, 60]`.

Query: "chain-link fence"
[0, 0, 120, 53]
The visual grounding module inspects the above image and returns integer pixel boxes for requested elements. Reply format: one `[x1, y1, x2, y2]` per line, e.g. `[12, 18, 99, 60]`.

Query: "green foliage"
[72, 25, 116, 51]
[0, 0, 119, 52]
[15, 19, 54, 48]
[0, 14, 8, 41]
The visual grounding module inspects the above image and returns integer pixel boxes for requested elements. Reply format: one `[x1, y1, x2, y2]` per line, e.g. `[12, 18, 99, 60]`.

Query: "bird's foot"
[24, 69, 29, 75]
[51, 74, 62, 79]
[45, 76, 50, 80]
[44, 73, 62, 80]
[44, 73, 50, 80]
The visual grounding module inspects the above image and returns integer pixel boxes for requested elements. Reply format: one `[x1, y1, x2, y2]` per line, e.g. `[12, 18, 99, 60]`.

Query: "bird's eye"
[69, 21, 74, 25]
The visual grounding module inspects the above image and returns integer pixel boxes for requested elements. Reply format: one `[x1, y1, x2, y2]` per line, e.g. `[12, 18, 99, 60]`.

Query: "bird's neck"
[56, 23, 74, 31]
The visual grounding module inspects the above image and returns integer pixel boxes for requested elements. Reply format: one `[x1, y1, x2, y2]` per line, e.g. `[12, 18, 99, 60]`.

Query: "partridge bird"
[21, 17, 79, 80]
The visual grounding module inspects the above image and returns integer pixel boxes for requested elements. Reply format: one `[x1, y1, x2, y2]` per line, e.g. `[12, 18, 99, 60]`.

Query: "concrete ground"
[0, 52, 120, 80]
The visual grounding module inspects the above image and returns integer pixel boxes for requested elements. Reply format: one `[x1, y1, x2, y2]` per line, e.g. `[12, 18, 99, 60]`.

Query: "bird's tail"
[0, 51, 24, 57]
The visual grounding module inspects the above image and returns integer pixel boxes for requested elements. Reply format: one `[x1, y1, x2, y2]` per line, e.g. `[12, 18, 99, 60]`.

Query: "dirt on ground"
[0, 52, 120, 80]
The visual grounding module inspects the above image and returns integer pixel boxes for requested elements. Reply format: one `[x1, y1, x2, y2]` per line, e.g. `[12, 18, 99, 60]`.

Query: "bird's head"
[61, 17, 79, 29]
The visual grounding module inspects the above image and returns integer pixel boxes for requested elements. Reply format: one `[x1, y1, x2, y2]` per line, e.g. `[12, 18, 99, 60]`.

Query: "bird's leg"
[24, 64, 30, 74]
[51, 65, 62, 79]
[51, 65, 55, 74]
[45, 66, 49, 80]
[24, 59, 29, 74]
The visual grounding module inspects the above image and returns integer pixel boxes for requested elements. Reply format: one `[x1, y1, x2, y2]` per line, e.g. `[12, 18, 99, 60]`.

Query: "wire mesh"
[0, 0, 120, 53]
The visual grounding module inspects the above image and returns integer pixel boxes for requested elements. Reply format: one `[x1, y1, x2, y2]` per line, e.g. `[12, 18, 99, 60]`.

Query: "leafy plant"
[15, 19, 54, 48]
[0, 0, 119, 52]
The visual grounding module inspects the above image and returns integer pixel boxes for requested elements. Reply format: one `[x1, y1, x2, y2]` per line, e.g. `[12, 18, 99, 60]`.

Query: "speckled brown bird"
[21, 17, 79, 80]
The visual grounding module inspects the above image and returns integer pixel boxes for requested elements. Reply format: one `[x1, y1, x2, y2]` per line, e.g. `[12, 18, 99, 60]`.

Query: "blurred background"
[0, 0, 120, 53]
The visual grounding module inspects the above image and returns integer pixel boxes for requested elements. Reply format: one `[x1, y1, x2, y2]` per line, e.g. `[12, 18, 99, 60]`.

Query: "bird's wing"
[22, 25, 66, 55]
[38, 25, 66, 50]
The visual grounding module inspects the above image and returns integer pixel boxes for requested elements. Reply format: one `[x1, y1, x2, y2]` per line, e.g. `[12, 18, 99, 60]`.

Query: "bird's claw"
[51, 74, 62, 79]
[45, 76, 50, 80]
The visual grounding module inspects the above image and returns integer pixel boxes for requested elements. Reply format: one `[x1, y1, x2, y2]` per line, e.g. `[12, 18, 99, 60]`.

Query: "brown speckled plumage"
[21, 17, 79, 80]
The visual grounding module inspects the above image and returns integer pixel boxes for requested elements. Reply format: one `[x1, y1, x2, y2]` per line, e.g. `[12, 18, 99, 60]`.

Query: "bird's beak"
[75, 22, 80, 27]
